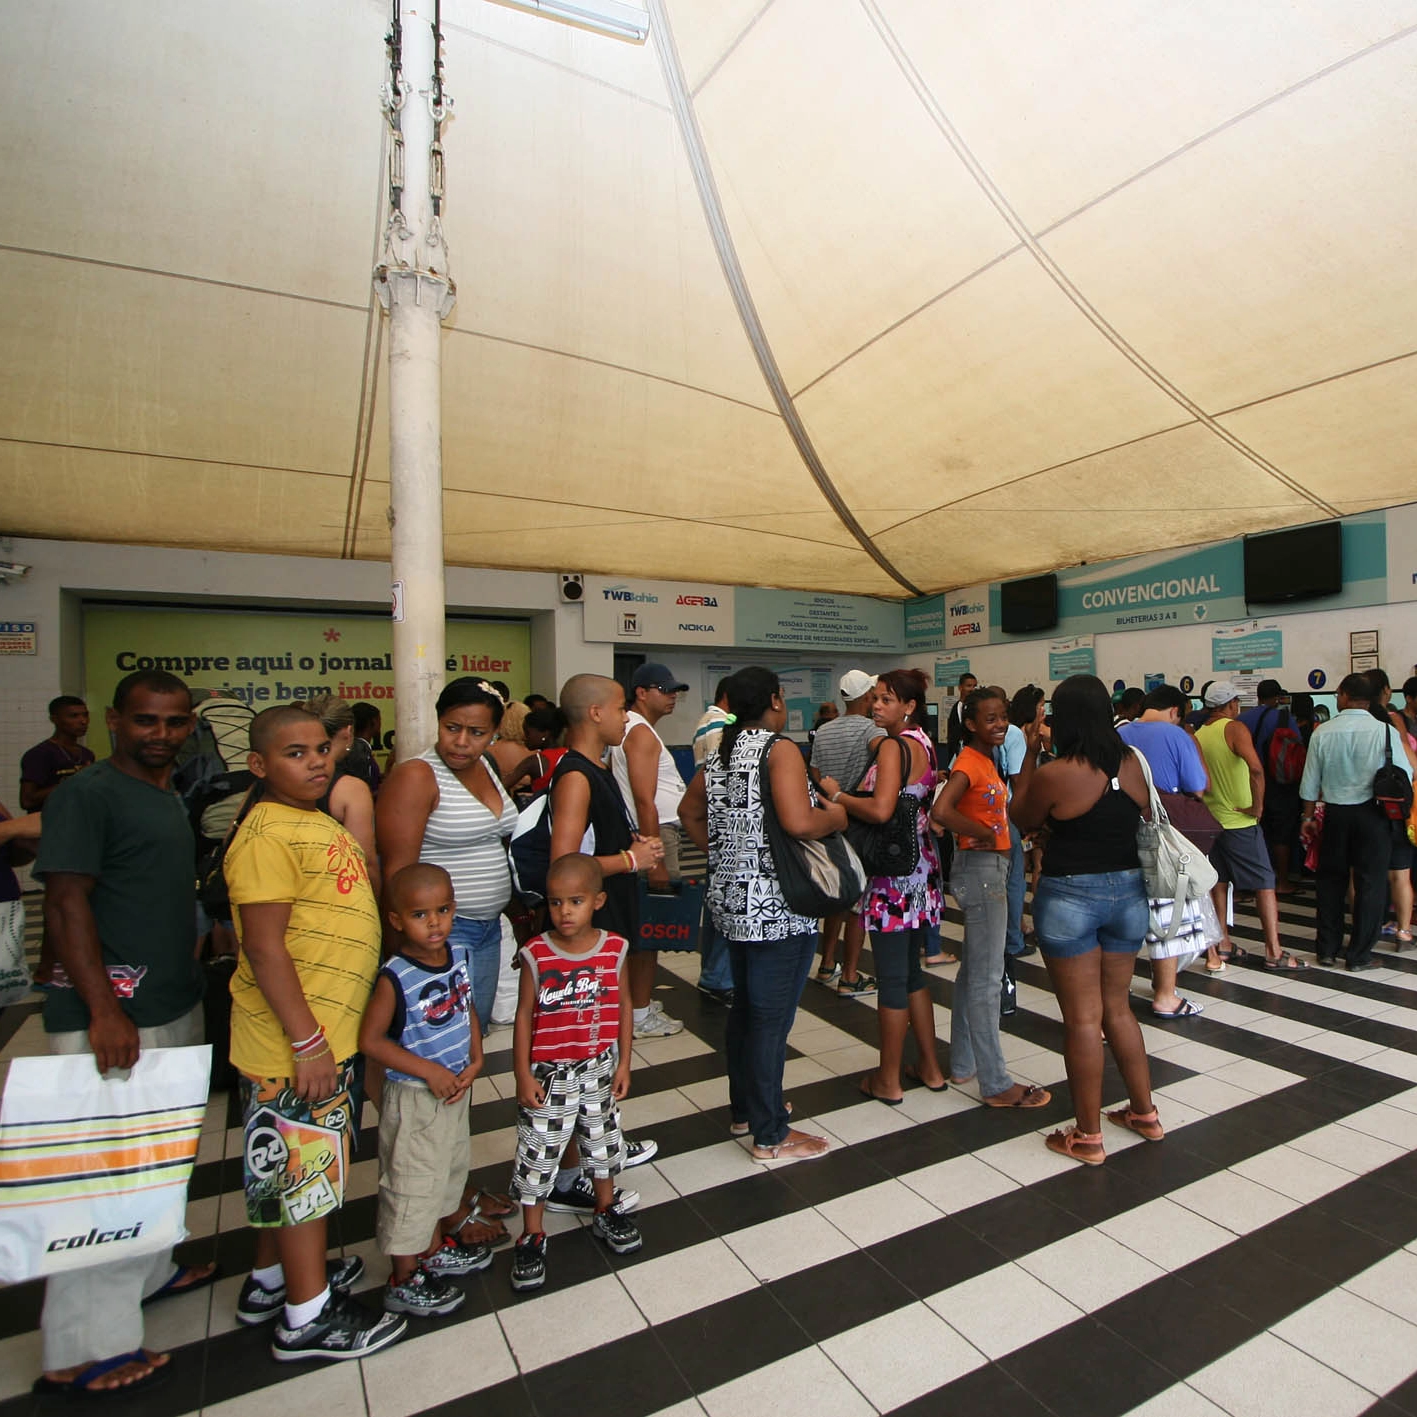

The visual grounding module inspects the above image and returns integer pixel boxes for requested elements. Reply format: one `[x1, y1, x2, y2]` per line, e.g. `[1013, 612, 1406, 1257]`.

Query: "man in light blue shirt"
[1299, 673, 1412, 971]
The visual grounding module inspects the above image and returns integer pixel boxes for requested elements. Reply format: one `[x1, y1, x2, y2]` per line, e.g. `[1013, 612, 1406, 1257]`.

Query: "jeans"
[1033, 870, 1149, 959]
[948, 851, 1012, 1096]
[725, 931, 817, 1147]
[43, 1002, 205, 1371]
[699, 913, 734, 992]
[1315, 802, 1390, 966]
[447, 914, 503, 1033]
[1004, 821, 1027, 955]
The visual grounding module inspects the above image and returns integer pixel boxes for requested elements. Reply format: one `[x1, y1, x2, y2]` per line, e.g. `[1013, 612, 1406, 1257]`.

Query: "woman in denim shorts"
[1011, 675, 1161, 1166]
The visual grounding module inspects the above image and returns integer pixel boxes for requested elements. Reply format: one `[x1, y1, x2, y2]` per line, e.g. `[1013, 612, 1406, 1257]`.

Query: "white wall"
[0, 537, 611, 804]
[906, 599, 1417, 700]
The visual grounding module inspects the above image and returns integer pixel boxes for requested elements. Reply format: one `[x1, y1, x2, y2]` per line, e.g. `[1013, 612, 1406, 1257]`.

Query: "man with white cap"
[1195, 681, 1303, 972]
[809, 671, 886, 993]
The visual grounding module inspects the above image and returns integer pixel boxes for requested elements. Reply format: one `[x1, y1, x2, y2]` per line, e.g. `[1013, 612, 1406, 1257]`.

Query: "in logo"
[619, 612, 642, 636]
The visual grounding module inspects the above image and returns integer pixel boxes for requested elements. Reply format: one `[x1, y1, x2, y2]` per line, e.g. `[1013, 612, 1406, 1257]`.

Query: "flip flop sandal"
[468, 1188, 516, 1219]
[142, 1264, 218, 1306]
[1151, 998, 1204, 1019]
[1204, 960, 1228, 975]
[1105, 1106, 1165, 1142]
[457, 1209, 510, 1248]
[1263, 950, 1306, 972]
[902, 1064, 948, 1093]
[731, 1101, 791, 1137]
[751, 1134, 830, 1162]
[859, 1074, 904, 1106]
[1217, 946, 1251, 964]
[1045, 1128, 1106, 1166]
[984, 1084, 1051, 1109]
[923, 954, 958, 965]
[33, 1351, 172, 1398]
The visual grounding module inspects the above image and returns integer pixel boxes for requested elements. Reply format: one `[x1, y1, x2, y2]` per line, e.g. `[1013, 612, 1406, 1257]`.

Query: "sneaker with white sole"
[622, 1137, 658, 1168]
[510, 1232, 548, 1292]
[384, 1267, 465, 1318]
[591, 1205, 642, 1255]
[271, 1290, 407, 1362]
[633, 1000, 684, 1038]
[545, 1175, 639, 1214]
[236, 1254, 366, 1327]
[420, 1234, 493, 1276]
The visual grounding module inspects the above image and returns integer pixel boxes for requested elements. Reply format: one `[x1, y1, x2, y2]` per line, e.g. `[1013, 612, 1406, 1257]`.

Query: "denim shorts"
[1033, 869, 1149, 960]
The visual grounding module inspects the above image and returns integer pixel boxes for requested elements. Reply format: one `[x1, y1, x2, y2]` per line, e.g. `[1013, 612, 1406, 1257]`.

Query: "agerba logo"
[675, 594, 719, 607]
[48, 1223, 144, 1252]
[602, 585, 658, 603]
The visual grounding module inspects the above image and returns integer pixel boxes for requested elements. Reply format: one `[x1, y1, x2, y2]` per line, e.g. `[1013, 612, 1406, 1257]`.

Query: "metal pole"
[378, 1, 455, 758]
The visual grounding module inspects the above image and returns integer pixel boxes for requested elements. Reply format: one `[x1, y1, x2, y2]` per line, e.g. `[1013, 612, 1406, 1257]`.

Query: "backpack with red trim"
[1265, 709, 1306, 787]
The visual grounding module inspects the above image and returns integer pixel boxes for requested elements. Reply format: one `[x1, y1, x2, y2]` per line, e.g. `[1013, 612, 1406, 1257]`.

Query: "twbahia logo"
[950, 601, 985, 617]
[602, 585, 658, 603]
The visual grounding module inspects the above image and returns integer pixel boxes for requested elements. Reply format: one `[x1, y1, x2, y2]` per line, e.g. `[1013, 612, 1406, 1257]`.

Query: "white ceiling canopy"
[3, 0, 1415, 597]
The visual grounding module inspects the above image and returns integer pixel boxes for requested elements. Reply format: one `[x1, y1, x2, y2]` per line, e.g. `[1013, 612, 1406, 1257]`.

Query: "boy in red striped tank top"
[510, 854, 640, 1291]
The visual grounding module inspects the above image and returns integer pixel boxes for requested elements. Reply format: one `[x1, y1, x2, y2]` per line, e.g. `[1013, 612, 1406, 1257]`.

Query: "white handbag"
[1132, 751, 1220, 941]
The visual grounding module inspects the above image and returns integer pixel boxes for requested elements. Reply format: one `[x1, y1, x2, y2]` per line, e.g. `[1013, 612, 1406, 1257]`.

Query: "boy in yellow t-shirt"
[223, 705, 404, 1363]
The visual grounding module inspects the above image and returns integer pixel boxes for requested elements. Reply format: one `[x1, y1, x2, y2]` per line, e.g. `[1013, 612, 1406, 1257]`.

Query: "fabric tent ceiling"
[2, 0, 1415, 598]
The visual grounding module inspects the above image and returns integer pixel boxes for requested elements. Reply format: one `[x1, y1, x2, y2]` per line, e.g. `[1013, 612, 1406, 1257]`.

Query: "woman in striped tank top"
[377, 679, 517, 1036]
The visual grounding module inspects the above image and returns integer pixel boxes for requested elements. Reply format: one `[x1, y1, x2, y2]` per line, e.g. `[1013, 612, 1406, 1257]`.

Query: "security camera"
[0, 562, 30, 581]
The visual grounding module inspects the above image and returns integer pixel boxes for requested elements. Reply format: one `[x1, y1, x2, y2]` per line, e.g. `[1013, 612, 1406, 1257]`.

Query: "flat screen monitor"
[1000, 573, 1059, 634]
[1243, 522, 1343, 603]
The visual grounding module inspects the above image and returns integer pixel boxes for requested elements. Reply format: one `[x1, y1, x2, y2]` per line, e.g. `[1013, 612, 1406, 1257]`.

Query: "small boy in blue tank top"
[358, 864, 490, 1318]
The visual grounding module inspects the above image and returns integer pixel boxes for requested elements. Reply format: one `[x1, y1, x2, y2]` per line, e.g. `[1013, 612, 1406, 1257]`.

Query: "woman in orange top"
[931, 689, 1051, 1109]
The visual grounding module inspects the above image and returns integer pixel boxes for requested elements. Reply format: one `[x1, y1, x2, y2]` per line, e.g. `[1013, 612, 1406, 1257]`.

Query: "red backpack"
[1265, 709, 1306, 786]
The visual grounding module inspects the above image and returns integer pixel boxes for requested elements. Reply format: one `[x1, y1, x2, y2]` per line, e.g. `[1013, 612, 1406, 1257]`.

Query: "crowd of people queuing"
[7, 657, 1415, 1391]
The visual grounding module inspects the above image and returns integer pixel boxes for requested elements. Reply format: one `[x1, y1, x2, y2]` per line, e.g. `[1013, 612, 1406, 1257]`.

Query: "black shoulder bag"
[845, 736, 923, 877]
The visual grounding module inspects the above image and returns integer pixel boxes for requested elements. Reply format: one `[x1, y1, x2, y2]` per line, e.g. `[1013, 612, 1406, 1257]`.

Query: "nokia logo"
[48, 1223, 144, 1252]
[602, 586, 658, 603]
[675, 594, 719, 607]
[678, 623, 713, 632]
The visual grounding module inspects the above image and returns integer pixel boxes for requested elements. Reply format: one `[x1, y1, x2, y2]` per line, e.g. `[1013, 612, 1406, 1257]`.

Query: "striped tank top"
[520, 930, 628, 1063]
[380, 944, 474, 1084]
[417, 749, 515, 919]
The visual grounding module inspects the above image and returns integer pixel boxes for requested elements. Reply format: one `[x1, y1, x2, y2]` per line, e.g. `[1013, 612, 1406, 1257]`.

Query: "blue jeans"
[1033, 870, 1149, 960]
[1004, 821, 1027, 955]
[447, 914, 503, 1033]
[725, 931, 817, 1147]
[949, 851, 1013, 1096]
[699, 913, 734, 992]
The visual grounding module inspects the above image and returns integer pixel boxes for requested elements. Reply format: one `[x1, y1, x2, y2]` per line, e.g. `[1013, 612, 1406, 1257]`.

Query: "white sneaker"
[633, 1000, 684, 1038]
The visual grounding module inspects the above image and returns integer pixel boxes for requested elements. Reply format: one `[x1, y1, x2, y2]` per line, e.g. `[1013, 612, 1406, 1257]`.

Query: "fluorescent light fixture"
[489, 0, 649, 43]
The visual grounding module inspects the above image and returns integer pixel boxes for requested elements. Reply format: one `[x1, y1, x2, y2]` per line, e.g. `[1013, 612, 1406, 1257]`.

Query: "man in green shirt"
[32, 670, 214, 1396]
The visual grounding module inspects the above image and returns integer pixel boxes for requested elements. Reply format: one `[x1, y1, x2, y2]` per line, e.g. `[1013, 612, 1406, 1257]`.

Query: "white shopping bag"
[491, 914, 519, 1026]
[0, 1044, 212, 1283]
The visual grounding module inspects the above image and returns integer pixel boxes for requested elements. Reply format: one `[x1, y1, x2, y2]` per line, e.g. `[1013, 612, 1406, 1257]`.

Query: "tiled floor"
[4, 886, 1417, 1417]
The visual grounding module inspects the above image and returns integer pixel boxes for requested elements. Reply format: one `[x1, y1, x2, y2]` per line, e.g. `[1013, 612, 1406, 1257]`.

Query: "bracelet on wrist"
[291, 1026, 327, 1057]
[294, 1044, 331, 1064]
[621, 849, 635, 874]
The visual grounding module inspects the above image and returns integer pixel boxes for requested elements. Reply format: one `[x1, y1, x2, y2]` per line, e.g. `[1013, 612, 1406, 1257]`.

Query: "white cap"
[1204, 679, 1242, 708]
[839, 670, 876, 702]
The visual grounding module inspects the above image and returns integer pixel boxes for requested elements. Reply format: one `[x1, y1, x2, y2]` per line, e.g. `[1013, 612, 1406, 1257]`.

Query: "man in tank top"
[610, 663, 688, 1039]
[1195, 682, 1302, 972]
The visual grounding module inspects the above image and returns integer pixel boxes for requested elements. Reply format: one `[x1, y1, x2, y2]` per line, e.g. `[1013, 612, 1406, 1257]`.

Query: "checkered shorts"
[512, 1047, 625, 1203]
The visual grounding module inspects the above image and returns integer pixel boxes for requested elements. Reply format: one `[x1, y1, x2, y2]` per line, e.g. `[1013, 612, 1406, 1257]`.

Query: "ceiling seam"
[858, 0, 1342, 523]
[646, 0, 922, 597]
[0, 436, 351, 481]
[1035, 22, 1417, 242]
[689, 0, 777, 98]
[1213, 347, 1417, 418]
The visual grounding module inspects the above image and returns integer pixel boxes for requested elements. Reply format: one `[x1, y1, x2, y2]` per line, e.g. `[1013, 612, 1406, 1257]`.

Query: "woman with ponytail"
[679, 667, 848, 1162]
[835, 669, 948, 1102]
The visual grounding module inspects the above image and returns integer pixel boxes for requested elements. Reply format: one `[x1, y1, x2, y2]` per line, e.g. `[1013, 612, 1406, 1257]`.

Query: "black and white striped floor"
[3, 885, 1417, 1417]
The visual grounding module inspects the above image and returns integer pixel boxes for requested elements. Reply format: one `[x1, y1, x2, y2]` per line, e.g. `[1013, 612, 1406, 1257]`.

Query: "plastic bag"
[490, 914, 519, 1027]
[1146, 891, 1223, 961]
[0, 1044, 211, 1283]
[0, 899, 29, 1007]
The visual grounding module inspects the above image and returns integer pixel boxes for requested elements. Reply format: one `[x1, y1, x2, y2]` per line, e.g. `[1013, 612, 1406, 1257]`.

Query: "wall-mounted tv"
[1000, 573, 1059, 634]
[1243, 522, 1343, 604]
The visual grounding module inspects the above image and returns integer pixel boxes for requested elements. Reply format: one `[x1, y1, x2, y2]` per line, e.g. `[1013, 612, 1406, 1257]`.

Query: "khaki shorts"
[376, 1079, 470, 1256]
[659, 820, 682, 881]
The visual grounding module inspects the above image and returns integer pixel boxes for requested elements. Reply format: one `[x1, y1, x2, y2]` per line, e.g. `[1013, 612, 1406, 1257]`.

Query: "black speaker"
[559, 574, 584, 603]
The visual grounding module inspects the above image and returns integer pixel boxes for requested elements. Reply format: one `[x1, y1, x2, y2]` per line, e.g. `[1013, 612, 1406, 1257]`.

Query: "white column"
[378, 2, 455, 757]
